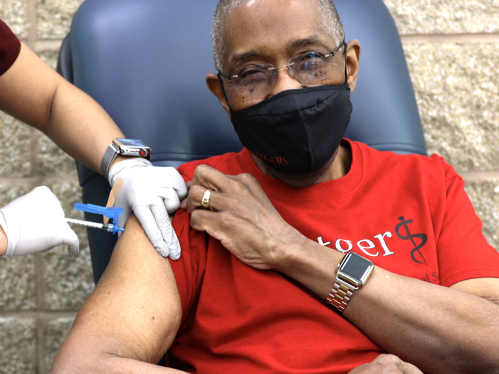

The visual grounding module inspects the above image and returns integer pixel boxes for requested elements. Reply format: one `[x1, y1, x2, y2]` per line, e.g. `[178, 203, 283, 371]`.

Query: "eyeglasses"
[218, 40, 345, 102]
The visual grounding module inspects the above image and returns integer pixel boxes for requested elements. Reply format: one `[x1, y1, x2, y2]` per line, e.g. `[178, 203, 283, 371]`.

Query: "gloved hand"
[0, 186, 79, 257]
[108, 158, 188, 260]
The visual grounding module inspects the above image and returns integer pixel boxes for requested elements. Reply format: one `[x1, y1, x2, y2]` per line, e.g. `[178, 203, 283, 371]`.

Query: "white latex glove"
[0, 186, 79, 257]
[108, 158, 188, 260]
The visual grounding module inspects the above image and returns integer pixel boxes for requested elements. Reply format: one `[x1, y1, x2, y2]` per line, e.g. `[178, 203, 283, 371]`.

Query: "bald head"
[211, 0, 345, 71]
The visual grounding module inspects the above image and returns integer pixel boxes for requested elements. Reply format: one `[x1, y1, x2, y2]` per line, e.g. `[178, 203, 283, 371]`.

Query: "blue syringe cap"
[74, 203, 125, 235]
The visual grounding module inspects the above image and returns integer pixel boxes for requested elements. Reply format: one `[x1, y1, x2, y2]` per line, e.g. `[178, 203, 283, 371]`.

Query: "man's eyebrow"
[227, 36, 333, 69]
[287, 35, 332, 51]
[229, 50, 262, 68]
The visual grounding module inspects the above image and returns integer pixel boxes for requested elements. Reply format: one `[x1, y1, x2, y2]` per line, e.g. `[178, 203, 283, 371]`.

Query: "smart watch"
[100, 138, 151, 178]
[326, 252, 374, 312]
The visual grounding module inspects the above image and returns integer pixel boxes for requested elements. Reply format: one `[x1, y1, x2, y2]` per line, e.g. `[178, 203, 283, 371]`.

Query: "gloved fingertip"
[169, 251, 181, 261]
[168, 242, 181, 260]
[154, 243, 169, 258]
[67, 244, 79, 255]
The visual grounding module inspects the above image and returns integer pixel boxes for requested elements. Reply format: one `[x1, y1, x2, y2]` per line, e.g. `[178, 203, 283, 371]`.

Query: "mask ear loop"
[217, 72, 234, 112]
[342, 40, 348, 85]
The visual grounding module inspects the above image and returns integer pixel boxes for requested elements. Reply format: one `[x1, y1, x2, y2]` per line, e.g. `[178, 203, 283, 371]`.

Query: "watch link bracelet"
[326, 252, 374, 312]
[101, 138, 152, 178]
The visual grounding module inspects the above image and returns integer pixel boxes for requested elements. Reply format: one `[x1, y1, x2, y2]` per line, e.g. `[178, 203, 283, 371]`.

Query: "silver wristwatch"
[326, 252, 374, 312]
[100, 138, 151, 178]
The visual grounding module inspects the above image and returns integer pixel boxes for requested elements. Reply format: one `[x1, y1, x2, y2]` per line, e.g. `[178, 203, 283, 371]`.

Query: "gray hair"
[211, 0, 345, 72]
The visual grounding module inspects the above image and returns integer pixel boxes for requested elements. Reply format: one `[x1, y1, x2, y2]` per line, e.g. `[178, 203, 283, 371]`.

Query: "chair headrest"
[70, 0, 426, 164]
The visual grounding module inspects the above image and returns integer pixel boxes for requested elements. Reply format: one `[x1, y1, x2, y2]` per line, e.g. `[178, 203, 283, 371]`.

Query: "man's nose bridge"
[271, 63, 301, 93]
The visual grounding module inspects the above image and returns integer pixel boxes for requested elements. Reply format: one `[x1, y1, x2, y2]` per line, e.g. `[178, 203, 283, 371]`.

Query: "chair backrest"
[59, 0, 426, 284]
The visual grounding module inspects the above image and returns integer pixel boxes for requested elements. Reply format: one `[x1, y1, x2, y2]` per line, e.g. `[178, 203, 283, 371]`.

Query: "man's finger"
[401, 362, 424, 374]
[191, 164, 234, 193]
[190, 208, 222, 236]
[185, 185, 211, 212]
[185, 185, 234, 214]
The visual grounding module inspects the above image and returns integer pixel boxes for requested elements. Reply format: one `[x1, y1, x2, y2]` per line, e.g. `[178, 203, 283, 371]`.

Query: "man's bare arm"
[51, 215, 186, 374]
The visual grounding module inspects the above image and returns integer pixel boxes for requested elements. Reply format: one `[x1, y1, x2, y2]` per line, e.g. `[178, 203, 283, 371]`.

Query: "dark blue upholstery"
[57, 0, 426, 284]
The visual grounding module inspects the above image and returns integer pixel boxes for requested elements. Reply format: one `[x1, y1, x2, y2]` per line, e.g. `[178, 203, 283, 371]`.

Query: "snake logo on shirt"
[395, 216, 428, 265]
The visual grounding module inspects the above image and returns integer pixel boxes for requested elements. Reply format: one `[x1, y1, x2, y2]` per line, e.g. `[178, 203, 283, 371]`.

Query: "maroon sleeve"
[0, 19, 21, 77]
[436, 159, 499, 286]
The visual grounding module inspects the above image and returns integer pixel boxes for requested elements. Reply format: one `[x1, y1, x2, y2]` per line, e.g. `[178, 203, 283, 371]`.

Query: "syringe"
[65, 218, 125, 233]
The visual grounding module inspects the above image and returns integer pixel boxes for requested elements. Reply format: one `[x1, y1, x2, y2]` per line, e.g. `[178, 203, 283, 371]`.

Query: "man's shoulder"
[177, 150, 244, 181]
[352, 140, 459, 182]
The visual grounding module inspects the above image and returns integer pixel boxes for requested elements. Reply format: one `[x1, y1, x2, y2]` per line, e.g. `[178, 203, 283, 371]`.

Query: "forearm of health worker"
[0, 43, 187, 259]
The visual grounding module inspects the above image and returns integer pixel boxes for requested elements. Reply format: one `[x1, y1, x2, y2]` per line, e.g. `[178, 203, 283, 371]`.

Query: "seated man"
[51, 0, 499, 373]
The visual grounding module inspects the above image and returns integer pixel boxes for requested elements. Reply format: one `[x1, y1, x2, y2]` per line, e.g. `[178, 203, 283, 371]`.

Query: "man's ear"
[345, 40, 361, 93]
[206, 73, 231, 119]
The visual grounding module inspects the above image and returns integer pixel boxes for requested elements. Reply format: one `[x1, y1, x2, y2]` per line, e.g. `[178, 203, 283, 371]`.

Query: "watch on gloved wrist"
[101, 138, 151, 179]
[326, 252, 374, 313]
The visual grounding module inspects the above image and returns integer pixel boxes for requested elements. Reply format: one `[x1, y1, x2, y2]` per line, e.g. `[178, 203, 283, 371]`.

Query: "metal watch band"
[325, 278, 358, 313]
[100, 143, 120, 179]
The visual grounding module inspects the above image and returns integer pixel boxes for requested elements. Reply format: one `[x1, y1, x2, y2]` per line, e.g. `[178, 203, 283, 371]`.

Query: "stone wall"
[0, 0, 498, 372]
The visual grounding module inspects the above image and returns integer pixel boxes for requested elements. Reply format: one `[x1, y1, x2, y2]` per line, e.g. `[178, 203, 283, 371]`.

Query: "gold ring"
[201, 189, 211, 209]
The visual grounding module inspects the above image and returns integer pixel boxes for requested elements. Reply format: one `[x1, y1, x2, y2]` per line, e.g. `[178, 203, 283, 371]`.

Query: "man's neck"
[251, 145, 352, 189]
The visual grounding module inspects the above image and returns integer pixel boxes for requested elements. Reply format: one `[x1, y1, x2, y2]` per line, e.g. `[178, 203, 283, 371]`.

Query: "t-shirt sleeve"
[0, 20, 21, 77]
[436, 159, 499, 287]
[169, 209, 208, 329]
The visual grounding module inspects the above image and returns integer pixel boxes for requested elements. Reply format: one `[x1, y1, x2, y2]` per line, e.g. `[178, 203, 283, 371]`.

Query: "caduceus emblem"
[395, 217, 427, 265]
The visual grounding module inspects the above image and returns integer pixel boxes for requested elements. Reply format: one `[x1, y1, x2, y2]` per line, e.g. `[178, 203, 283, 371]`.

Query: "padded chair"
[57, 0, 427, 285]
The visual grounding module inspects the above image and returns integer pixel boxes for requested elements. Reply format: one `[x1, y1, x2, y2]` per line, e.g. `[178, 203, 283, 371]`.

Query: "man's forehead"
[225, 0, 320, 28]
[222, 0, 333, 63]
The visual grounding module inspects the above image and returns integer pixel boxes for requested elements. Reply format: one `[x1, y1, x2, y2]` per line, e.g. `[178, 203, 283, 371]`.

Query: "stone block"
[404, 43, 499, 172]
[45, 317, 75, 372]
[37, 0, 84, 39]
[0, 113, 31, 178]
[383, 0, 499, 35]
[464, 180, 499, 252]
[42, 182, 94, 311]
[0, 317, 36, 374]
[0, 183, 37, 311]
[38, 132, 77, 177]
[0, 0, 28, 39]
[0, 256, 36, 311]
[0, 182, 29, 207]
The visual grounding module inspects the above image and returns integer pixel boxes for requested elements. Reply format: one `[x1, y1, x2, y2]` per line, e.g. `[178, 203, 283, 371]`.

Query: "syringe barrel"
[65, 218, 106, 230]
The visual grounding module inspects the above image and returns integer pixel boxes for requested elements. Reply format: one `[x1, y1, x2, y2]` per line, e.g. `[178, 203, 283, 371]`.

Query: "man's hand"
[182, 164, 303, 270]
[349, 355, 423, 374]
[0, 186, 79, 257]
[108, 158, 187, 260]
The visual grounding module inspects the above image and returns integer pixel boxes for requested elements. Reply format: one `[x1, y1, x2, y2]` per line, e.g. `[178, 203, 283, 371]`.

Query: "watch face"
[341, 253, 373, 282]
[114, 138, 147, 148]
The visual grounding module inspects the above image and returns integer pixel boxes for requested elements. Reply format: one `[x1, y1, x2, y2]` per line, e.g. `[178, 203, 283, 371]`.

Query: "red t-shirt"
[169, 139, 499, 374]
[0, 19, 21, 77]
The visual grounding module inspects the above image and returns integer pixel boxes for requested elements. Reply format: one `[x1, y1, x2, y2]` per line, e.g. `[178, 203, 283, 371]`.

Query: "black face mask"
[229, 83, 352, 176]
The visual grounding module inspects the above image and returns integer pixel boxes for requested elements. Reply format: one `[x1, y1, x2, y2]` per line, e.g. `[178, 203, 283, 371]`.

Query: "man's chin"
[251, 149, 341, 189]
